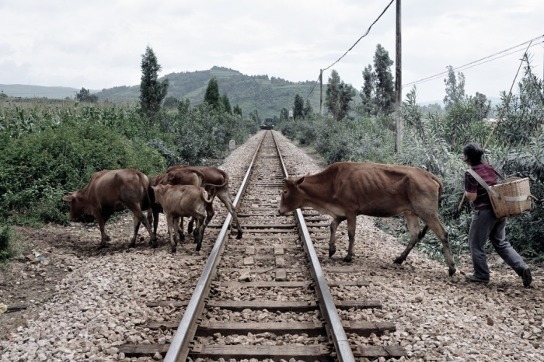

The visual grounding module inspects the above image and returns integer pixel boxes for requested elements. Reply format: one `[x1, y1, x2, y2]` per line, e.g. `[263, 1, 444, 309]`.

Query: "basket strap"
[466, 169, 501, 199]
[502, 195, 531, 202]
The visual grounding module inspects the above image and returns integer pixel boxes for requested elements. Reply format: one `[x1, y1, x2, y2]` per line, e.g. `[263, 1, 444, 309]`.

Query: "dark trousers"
[468, 208, 527, 280]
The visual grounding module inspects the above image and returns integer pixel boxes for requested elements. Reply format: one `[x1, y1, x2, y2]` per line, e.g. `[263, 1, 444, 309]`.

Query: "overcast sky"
[1, 0, 543, 103]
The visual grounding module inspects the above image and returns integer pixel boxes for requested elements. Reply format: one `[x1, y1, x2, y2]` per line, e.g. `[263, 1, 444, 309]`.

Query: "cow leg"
[187, 217, 194, 235]
[394, 212, 421, 265]
[426, 217, 456, 276]
[328, 217, 345, 258]
[166, 215, 177, 253]
[151, 206, 160, 236]
[195, 215, 206, 252]
[179, 218, 185, 242]
[130, 207, 157, 248]
[217, 192, 243, 239]
[95, 212, 110, 248]
[344, 214, 357, 262]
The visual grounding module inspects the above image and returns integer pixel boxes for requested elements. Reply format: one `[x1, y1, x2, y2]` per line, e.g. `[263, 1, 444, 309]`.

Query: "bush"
[0, 224, 15, 262]
[0, 121, 166, 224]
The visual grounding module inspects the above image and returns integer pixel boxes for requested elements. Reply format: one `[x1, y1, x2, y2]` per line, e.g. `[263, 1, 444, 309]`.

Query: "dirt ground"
[0, 216, 146, 341]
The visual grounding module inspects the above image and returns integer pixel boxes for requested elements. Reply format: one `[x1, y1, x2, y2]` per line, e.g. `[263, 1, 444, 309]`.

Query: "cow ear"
[296, 176, 305, 185]
[62, 193, 75, 202]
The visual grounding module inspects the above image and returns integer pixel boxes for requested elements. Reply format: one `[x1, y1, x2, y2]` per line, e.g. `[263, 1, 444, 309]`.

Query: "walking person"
[462, 143, 532, 288]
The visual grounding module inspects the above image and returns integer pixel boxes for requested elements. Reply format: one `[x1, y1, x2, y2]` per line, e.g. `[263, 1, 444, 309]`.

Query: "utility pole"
[394, 0, 403, 153]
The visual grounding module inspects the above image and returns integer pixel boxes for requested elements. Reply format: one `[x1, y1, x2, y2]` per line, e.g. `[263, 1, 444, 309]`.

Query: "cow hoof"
[236, 231, 243, 239]
[99, 243, 110, 249]
[171, 248, 176, 254]
[448, 267, 457, 276]
[343, 255, 353, 262]
[393, 257, 404, 264]
[328, 246, 336, 258]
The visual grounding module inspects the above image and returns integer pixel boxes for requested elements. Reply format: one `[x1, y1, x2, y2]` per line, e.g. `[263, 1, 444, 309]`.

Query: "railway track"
[119, 130, 407, 361]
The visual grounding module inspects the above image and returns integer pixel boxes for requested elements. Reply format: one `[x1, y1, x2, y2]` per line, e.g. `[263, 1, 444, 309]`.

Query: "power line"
[403, 34, 544, 89]
[322, 0, 395, 72]
[307, 0, 395, 98]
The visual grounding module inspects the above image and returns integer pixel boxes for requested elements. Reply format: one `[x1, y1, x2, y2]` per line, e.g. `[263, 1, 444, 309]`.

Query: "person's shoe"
[522, 268, 532, 288]
[465, 274, 489, 284]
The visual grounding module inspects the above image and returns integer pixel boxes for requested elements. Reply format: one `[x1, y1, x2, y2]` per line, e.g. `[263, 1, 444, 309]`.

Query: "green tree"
[233, 104, 243, 117]
[360, 65, 375, 115]
[303, 99, 313, 118]
[177, 98, 191, 116]
[443, 65, 466, 110]
[204, 77, 221, 109]
[373, 44, 395, 115]
[495, 57, 544, 146]
[139, 46, 169, 124]
[359, 45, 395, 116]
[325, 70, 355, 121]
[293, 94, 304, 119]
[279, 107, 289, 122]
[221, 93, 232, 114]
[163, 96, 179, 109]
[75, 87, 98, 103]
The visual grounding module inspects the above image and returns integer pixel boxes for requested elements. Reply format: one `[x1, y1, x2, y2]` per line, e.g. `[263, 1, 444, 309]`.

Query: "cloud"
[0, 0, 542, 103]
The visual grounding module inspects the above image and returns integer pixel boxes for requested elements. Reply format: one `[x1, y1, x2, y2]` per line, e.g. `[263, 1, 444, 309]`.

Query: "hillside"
[0, 84, 78, 99]
[95, 66, 323, 120]
[0, 67, 336, 120]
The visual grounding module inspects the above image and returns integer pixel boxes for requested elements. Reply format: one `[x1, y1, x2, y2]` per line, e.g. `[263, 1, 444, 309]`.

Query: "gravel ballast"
[1, 130, 542, 362]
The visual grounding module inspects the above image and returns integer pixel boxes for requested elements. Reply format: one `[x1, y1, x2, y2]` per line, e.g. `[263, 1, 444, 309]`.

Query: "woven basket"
[489, 177, 532, 218]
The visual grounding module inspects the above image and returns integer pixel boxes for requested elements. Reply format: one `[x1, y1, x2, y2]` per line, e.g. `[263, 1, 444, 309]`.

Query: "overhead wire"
[306, 0, 395, 98]
[403, 34, 544, 89]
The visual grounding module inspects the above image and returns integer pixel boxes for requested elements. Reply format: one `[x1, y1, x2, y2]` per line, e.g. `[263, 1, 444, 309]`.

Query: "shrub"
[0, 121, 165, 224]
[0, 224, 14, 262]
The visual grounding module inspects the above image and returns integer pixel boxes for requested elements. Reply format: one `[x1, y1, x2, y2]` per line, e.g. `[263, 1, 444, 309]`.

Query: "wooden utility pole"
[394, 0, 403, 153]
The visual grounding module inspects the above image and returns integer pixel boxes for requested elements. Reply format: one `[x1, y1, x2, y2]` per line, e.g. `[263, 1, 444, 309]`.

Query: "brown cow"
[167, 165, 243, 239]
[151, 184, 213, 253]
[62, 169, 156, 248]
[278, 162, 456, 276]
[149, 169, 204, 238]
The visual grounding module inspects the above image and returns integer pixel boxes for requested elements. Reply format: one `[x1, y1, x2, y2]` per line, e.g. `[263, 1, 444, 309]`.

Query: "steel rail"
[271, 130, 356, 362]
[164, 132, 266, 362]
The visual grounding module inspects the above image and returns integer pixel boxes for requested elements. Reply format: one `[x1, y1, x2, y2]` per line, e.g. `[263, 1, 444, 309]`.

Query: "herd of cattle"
[62, 166, 243, 254]
[63, 162, 457, 276]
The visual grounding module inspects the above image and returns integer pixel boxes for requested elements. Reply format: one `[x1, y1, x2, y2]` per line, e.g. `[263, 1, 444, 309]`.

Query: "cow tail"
[141, 173, 154, 210]
[201, 188, 214, 204]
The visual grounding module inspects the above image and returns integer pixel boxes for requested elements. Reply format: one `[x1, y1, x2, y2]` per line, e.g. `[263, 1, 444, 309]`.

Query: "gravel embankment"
[1, 130, 542, 362]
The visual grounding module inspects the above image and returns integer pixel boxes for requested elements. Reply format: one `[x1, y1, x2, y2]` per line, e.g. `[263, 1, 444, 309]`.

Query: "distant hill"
[95, 66, 323, 120]
[0, 84, 78, 99]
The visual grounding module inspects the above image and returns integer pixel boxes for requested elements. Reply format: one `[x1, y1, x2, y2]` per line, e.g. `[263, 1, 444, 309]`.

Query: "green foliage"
[75, 88, 98, 103]
[94, 66, 323, 120]
[372, 44, 395, 114]
[0, 223, 15, 262]
[204, 77, 221, 109]
[278, 114, 394, 164]
[0, 120, 165, 223]
[293, 94, 304, 120]
[494, 58, 544, 147]
[359, 44, 395, 116]
[140, 46, 169, 123]
[443, 65, 466, 110]
[325, 70, 355, 121]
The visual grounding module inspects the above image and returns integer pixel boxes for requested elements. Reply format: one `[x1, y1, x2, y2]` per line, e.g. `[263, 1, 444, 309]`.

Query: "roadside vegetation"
[1, 43, 542, 266]
[277, 46, 544, 264]
[0, 47, 258, 262]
